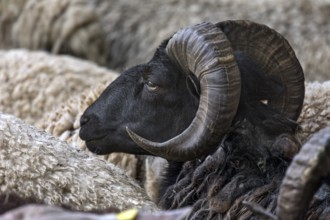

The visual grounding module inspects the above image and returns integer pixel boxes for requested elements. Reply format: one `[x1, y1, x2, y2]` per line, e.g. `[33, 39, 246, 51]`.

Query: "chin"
[85, 138, 154, 156]
[85, 141, 107, 155]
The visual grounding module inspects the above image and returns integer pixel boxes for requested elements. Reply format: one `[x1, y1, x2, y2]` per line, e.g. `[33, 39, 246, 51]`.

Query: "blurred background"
[0, 0, 329, 81]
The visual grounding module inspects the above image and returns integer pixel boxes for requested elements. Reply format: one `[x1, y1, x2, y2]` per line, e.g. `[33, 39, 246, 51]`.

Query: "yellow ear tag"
[116, 208, 139, 220]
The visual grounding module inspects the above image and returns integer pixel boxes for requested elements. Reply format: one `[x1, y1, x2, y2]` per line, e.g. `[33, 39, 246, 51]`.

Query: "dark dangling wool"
[158, 107, 330, 219]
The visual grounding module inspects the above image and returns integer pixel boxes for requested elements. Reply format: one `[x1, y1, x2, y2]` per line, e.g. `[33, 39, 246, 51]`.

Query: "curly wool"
[298, 81, 330, 143]
[0, 0, 329, 81]
[0, 49, 118, 124]
[0, 113, 157, 212]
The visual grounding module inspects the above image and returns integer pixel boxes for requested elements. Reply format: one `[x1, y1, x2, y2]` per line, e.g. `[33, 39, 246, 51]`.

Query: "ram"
[79, 20, 329, 219]
[37, 71, 330, 204]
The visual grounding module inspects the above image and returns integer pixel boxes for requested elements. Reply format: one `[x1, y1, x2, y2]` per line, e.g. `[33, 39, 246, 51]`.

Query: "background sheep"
[0, 112, 157, 212]
[0, 0, 107, 66]
[0, 49, 118, 124]
[0, 0, 329, 81]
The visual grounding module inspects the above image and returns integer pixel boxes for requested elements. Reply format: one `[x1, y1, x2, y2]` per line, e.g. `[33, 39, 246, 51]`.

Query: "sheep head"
[80, 20, 304, 162]
[79, 45, 203, 157]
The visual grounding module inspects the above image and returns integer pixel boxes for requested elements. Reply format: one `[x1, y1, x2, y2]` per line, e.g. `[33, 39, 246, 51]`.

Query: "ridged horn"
[277, 126, 330, 219]
[216, 20, 304, 121]
[126, 22, 241, 161]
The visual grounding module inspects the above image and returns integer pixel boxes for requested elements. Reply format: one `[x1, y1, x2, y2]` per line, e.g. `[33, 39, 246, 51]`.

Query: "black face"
[79, 48, 200, 155]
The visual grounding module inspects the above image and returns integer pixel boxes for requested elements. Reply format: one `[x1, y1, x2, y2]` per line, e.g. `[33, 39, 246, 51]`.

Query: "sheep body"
[0, 113, 157, 211]
[0, 0, 107, 65]
[0, 0, 329, 81]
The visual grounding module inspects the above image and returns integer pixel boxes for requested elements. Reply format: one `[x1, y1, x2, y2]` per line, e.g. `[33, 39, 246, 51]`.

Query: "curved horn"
[216, 20, 304, 121]
[277, 126, 330, 219]
[126, 22, 241, 161]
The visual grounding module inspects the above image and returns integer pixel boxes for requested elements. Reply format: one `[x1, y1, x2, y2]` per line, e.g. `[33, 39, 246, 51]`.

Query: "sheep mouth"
[81, 135, 107, 143]
[84, 134, 108, 147]
[84, 135, 107, 144]
[79, 127, 107, 143]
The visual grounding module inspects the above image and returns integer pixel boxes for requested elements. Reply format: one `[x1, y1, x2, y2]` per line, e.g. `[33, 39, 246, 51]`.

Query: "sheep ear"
[216, 20, 305, 121]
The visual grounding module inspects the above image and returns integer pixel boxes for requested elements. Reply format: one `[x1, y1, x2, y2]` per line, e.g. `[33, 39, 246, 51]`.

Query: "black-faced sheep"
[36, 75, 330, 204]
[79, 20, 324, 219]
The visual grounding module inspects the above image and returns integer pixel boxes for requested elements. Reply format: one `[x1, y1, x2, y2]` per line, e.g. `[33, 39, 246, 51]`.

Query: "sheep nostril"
[80, 115, 90, 126]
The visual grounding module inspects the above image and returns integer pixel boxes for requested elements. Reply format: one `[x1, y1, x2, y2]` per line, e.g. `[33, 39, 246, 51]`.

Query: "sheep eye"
[146, 81, 159, 91]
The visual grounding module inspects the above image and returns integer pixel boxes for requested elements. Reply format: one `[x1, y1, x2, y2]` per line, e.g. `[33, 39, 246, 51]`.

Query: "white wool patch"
[298, 81, 330, 143]
[0, 113, 157, 211]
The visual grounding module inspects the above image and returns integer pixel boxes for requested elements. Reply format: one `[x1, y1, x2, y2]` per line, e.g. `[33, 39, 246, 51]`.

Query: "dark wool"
[159, 119, 288, 219]
[158, 107, 330, 219]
